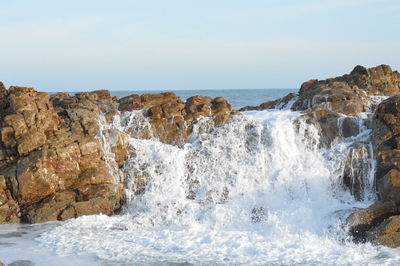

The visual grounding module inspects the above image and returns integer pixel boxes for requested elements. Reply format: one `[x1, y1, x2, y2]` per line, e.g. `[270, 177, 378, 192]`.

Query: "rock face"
[0, 85, 238, 224]
[293, 64, 399, 115]
[0, 88, 126, 223]
[241, 64, 400, 114]
[239, 93, 298, 111]
[345, 96, 400, 245]
[1, 63, 400, 251]
[241, 64, 400, 247]
[119, 93, 238, 145]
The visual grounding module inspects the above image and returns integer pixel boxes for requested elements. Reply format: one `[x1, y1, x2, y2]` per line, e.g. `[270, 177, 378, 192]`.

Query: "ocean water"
[1, 90, 400, 265]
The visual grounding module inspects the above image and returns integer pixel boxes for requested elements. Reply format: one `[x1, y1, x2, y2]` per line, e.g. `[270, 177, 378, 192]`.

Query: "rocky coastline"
[1, 64, 400, 248]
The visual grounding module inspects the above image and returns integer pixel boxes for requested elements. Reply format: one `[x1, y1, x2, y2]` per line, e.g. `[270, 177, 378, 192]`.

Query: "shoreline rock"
[1, 64, 400, 249]
[241, 64, 400, 246]
[0, 86, 238, 223]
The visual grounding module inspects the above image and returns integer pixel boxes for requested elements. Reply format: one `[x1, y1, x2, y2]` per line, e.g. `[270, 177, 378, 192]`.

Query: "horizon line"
[41, 87, 298, 93]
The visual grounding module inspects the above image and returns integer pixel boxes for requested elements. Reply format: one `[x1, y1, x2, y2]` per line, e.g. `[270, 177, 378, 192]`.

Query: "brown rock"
[119, 92, 237, 145]
[342, 143, 372, 201]
[299, 109, 341, 147]
[339, 117, 360, 138]
[60, 184, 124, 218]
[239, 93, 298, 112]
[16, 151, 59, 204]
[0, 175, 20, 223]
[110, 131, 130, 168]
[119, 92, 181, 111]
[291, 64, 400, 115]
[374, 216, 400, 247]
[347, 201, 397, 242]
[372, 96, 400, 201]
[377, 169, 400, 204]
[23, 191, 76, 223]
[0, 87, 129, 224]
[0, 81, 8, 99]
[17, 130, 47, 156]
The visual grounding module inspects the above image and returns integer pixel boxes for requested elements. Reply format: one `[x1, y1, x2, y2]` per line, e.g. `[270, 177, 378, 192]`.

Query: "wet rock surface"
[242, 64, 400, 247]
[119, 93, 238, 145]
[1, 64, 400, 249]
[0, 86, 238, 224]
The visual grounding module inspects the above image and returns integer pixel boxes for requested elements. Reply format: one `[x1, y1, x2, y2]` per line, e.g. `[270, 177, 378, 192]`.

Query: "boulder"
[292, 64, 400, 114]
[345, 94, 400, 247]
[339, 117, 361, 138]
[0, 87, 129, 224]
[0, 82, 8, 99]
[347, 201, 397, 242]
[239, 93, 298, 111]
[119, 92, 181, 112]
[373, 215, 400, 247]
[241, 64, 400, 114]
[342, 143, 372, 201]
[372, 96, 400, 200]
[118, 93, 238, 145]
[298, 109, 341, 147]
[0, 175, 20, 223]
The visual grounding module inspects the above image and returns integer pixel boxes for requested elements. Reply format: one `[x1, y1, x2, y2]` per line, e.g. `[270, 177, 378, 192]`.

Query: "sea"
[1, 89, 400, 265]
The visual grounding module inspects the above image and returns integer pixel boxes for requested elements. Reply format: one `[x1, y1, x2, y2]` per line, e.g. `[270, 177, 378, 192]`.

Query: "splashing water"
[34, 109, 400, 265]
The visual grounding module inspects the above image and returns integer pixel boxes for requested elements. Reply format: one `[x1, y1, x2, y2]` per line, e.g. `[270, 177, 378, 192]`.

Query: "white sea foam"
[21, 109, 400, 265]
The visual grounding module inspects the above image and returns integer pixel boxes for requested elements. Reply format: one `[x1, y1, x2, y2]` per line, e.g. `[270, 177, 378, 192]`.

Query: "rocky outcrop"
[119, 93, 238, 145]
[0, 88, 126, 223]
[372, 96, 400, 193]
[345, 96, 400, 245]
[293, 64, 399, 115]
[241, 64, 399, 115]
[0, 85, 238, 224]
[240, 64, 400, 247]
[344, 87, 400, 246]
[240, 93, 297, 111]
[1, 63, 400, 249]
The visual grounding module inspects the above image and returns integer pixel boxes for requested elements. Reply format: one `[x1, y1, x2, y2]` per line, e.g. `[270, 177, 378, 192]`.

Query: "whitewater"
[2, 106, 400, 265]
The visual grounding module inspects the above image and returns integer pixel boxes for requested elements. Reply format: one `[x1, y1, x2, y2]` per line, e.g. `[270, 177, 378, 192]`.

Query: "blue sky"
[0, 0, 399, 91]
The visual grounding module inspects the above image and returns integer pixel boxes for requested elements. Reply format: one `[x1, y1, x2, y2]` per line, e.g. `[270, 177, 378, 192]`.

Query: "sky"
[0, 0, 399, 91]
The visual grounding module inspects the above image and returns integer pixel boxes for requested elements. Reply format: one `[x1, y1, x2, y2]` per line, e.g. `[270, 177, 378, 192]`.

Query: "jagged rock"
[0, 85, 237, 224]
[339, 117, 361, 138]
[109, 131, 130, 168]
[0, 175, 20, 223]
[342, 143, 372, 201]
[0, 81, 7, 99]
[119, 92, 181, 112]
[292, 80, 368, 115]
[347, 201, 397, 242]
[298, 109, 341, 147]
[377, 169, 400, 204]
[240, 93, 298, 111]
[292, 64, 400, 115]
[0, 87, 128, 224]
[119, 93, 238, 145]
[23, 191, 76, 223]
[243, 65, 399, 115]
[372, 96, 400, 200]
[373, 215, 400, 247]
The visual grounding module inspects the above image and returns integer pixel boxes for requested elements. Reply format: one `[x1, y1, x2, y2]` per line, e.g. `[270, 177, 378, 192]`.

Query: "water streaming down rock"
[2, 65, 400, 264]
[37, 108, 384, 264]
